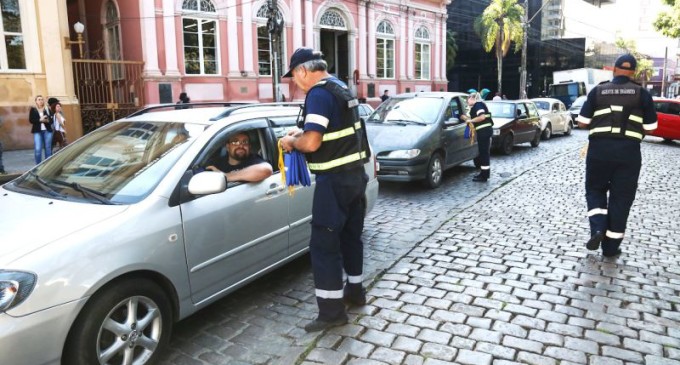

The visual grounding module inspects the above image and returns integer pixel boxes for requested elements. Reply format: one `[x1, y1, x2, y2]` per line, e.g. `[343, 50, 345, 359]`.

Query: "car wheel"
[530, 128, 541, 148]
[663, 138, 674, 143]
[423, 153, 443, 189]
[541, 123, 552, 140]
[564, 122, 572, 136]
[500, 134, 513, 155]
[63, 279, 172, 365]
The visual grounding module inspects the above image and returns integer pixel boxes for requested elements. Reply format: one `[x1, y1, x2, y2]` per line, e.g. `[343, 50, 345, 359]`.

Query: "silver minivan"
[0, 104, 379, 365]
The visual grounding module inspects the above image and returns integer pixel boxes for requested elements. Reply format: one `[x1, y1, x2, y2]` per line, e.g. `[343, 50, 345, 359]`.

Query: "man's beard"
[232, 149, 248, 161]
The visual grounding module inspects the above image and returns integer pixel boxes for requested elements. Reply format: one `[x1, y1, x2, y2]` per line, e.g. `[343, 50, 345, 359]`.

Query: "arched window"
[0, 0, 26, 70]
[376, 20, 395, 79]
[414, 26, 430, 80]
[320, 9, 346, 30]
[255, 4, 284, 77]
[182, 0, 218, 74]
[104, 1, 123, 78]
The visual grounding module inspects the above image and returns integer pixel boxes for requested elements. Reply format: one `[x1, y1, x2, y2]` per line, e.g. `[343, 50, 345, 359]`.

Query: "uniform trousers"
[474, 127, 493, 179]
[310, 168, 368, 321]
[585, 144, 641, 256]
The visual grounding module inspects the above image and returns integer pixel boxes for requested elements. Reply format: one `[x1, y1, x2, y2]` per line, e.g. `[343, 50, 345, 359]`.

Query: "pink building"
[67, 0, 449, 108]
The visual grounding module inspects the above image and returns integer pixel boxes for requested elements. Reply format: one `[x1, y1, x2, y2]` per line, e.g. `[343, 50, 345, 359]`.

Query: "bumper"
[0, 299, 86, 365]
[375, 158, 428, 182]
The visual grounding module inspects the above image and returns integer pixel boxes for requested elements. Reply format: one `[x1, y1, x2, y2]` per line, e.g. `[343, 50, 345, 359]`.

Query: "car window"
[444, 97, 464, 122]
[487, 103, 516, 118]
[655, 102, 669, 114]
[370, 97, 444, 124]
[9, 121, 202, 204]
[669, 103, 680, 115]
[559, 102, 566, 112]
[269, 116, 299, 139]
[198, 125, 275, 179]
[526, 103, 539, 117]
[533, 101, 549, 111]
[516, 103, 528, 117]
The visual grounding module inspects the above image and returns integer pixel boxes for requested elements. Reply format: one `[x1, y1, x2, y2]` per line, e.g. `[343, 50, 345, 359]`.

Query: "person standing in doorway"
[28, 95, 53, 164]
[577, 54, 657, 257]
[380, 90, 389, 102]
[176, 92, 191, 109]
[460, 92, 493, 182]
[280, 47, 370, 333]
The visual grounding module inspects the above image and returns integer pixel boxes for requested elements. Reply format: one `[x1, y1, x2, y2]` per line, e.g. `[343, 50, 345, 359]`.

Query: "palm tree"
[474, 0, 524, 96]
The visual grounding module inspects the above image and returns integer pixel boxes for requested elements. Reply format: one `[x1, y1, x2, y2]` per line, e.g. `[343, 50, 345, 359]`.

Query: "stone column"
[399, 7, 406, 80]
[305, 0, 314, 47]
[241, 0, 255, 75]
[140, 1, 161, 77]
[292, 0, 303, 49]
[358, 0, 367, 78]
[163, 0, 180, 76]
[227, 0, 240, 77]
[367, 2, 376, 78]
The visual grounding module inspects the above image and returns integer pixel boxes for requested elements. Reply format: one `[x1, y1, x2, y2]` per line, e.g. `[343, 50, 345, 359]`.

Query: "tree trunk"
[497, 52, 503, 96]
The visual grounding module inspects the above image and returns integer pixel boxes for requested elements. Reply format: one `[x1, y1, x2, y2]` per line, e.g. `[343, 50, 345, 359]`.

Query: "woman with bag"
[28, 95, 53, 164]
[52, 102, 68, 150]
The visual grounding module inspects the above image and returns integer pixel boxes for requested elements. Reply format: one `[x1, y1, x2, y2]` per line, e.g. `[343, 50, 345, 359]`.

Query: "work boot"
[304, 316, 348, 332]
[344, 285, 367, 307]
[586, 231, 604, 250]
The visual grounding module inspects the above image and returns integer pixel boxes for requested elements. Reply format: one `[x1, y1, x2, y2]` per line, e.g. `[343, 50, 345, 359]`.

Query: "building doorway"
[320, 30, 349, 85]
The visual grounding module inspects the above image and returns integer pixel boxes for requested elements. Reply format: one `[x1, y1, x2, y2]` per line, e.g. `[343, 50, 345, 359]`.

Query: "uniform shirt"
[213, 154, 266, 173]
[469, 102, 492, 128]
[579, 75, 657, 162]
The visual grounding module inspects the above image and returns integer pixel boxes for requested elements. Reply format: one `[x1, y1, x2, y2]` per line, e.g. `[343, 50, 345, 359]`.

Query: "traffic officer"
[461, 92, 494, 182]
[280, 48, 370, 332]
[576, 53, 657, 257]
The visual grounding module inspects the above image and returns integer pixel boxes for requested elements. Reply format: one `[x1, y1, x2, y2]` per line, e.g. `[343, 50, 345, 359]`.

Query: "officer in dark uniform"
[461, 92, 494, 182]
[577, 54, 657, 257]
[280, 48, 370, 332]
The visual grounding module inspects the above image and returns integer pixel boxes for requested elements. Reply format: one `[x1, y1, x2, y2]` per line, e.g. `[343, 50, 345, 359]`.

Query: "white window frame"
[376, 20, 395, 79]
[181, 0, 219, 75]
[0, 0, 27, 71]
[414, 26, 430, 80]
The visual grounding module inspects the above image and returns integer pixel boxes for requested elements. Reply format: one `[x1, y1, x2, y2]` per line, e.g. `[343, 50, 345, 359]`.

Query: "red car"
[649, 98, 680, 142]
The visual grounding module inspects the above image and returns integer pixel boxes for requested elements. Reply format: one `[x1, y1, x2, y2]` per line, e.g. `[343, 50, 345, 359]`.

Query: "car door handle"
[266, 184, 286, 195]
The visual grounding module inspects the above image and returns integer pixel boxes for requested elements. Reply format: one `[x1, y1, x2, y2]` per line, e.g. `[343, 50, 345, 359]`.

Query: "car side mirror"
[188, 171, 227, 195]
[445, 117, 460, 126]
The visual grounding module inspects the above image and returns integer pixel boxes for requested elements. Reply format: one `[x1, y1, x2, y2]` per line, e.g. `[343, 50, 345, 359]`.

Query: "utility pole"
[519, 0, 528, 99]
[662, 47, 668, 98]
[268, 0, 283, 102]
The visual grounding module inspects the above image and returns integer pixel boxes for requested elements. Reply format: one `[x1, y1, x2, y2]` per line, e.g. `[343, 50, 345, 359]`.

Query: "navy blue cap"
[615, 54, 637, 71]
[283, 48, 323, 78]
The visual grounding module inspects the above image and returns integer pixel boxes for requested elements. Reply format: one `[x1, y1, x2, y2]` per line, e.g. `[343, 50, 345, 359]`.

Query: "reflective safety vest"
[303, 80, 371, 174]
[471, 102, 493, 130]
[588, 80, 645, 141]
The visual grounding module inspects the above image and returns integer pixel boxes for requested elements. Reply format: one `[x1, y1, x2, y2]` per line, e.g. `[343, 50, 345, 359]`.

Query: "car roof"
[487, 100, 527, 105]
[120, 103, 303, 126]
[530, 97, 563, 104]
[393, 91, 467, 98]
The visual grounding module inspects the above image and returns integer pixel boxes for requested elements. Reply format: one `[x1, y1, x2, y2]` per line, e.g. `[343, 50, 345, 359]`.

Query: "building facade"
[1, 0, 449, 150]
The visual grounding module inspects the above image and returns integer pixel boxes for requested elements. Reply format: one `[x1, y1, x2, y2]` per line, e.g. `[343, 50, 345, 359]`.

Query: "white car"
[530, 98, 573, 139]
[0, 103, 379, 365]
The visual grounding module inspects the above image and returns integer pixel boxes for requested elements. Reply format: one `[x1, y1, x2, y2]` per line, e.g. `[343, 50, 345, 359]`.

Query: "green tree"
[446, 30, 458, 73]
[474, 0, 524, 95]
[654, 0, 680, 38]
[615, 38, 654, 87]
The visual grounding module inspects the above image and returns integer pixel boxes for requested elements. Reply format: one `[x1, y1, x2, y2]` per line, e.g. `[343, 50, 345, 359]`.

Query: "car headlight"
[383, 149, 421, 159]
[493, 129, 500, 136]
[0, 271, 37, 312]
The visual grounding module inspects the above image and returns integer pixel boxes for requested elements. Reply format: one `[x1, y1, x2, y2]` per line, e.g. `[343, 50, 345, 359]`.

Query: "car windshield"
[486, 102, 517, 118]
[368, 97, 444, 125]
[570, 96, 586, 109]
[8, 121, 204, 204]
[533, 101, 550, 111]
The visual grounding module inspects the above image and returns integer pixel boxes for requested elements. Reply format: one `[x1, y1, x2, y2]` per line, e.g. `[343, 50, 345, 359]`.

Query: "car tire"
[423, 153, 443, 189]
[63, 278, 172, 365]
[530, 128, 541, 148]
[663, 138, 674, 143]
[500, 134, 513, 155]
[564, 122, 572, 136]
[541, 123, 552, 140]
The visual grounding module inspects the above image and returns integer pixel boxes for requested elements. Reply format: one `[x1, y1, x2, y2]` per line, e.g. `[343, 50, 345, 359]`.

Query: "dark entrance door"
[320, 30, 349, 85]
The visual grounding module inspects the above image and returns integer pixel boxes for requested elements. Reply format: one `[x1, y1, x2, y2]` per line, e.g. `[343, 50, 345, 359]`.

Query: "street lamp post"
[64, 22, 85, 59]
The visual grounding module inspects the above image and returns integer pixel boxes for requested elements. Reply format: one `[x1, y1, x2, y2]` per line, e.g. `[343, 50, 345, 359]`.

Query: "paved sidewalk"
[299, 141, 680, 365]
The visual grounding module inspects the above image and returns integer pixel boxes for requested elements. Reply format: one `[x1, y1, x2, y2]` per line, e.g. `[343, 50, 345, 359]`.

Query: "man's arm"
[280, 129, 322, 153]
[223, 162, 273, 182]
[640, 89, 658, 134]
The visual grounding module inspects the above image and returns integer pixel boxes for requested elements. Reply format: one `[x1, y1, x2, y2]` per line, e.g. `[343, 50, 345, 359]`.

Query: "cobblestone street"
[161, 130, 680, 365]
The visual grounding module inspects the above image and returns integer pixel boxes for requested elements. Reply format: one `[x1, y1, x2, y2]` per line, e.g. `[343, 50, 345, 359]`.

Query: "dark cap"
[47, 97, 59, 106]
[614, 54, 637, 71]
[282, 48, 323, 78]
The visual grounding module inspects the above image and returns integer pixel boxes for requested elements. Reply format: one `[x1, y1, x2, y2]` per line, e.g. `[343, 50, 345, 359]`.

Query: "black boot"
[586, 231, 604, 250]
[344, 284, 366, 307]
[473, 169, 489, 182]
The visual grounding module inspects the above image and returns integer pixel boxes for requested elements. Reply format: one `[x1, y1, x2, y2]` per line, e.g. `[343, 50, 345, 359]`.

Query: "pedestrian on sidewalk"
[28, 95, 53, 164]
[576, 53, 657, 257]
[52, 102, 68, 150]
[280, 47, 370, 333]
[0, 139, 5, 175]
[460, 91, 494, 182]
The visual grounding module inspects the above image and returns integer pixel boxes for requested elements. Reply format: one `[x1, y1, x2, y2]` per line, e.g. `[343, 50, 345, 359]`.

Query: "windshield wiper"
[386, 119, 428, 126]
[52, 180, 113, 204]
[28, 171, 65, 198]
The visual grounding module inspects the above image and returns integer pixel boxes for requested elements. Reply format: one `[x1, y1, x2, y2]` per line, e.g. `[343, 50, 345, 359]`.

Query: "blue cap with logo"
[614, 54, 637, 71]
[283, 48, 324, 78]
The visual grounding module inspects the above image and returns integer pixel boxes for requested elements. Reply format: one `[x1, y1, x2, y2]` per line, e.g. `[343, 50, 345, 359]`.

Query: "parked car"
[569, 95, 588, 124]
[649, 98, 680, 142]
[486, 100, 542, 155]
[366, 92, 478, 188]
[358, 103, 375, 122]
[0, 103, 379, 365]
[530, 97, 573, 139]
